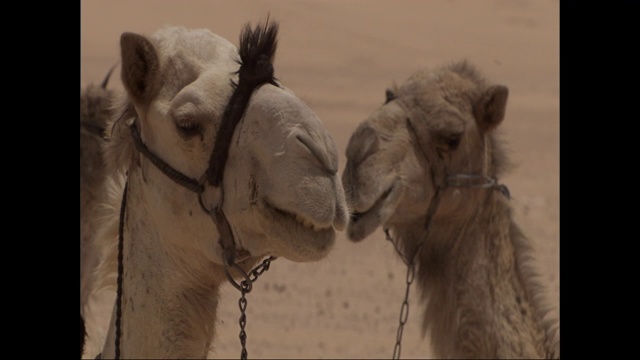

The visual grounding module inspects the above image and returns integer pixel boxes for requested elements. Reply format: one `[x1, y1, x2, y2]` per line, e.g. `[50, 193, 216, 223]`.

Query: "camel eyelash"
[175, 119, 202, 137]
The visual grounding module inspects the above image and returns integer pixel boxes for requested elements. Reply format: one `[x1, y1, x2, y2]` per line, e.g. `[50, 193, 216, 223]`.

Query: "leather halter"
[126, 22, 279, 270]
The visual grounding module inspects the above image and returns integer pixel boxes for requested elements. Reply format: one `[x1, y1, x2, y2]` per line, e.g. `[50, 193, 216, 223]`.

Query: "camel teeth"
[294, 213, 327, 231]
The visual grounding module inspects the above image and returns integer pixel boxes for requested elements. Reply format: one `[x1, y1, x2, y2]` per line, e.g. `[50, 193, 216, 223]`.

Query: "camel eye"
[439, 133, 462, 151]
[175, 119, 202, 137]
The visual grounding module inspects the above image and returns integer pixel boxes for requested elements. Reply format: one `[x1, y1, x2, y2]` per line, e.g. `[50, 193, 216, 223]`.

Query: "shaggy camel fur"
[342, 61, 559, 358]
[85, 21, 347, 358]
[80, 68, 116, 357]
[81, 68, 115, 308]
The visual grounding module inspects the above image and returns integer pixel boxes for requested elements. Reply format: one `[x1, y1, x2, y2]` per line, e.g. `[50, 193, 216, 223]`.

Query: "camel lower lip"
[346, 182, 400, 242]
[263, 200, 335, 238]
[264, 201, 332, 232]
[350, 185, 395, 224]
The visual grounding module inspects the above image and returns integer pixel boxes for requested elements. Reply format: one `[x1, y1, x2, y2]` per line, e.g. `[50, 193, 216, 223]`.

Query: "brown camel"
[342, 60, 559, 358]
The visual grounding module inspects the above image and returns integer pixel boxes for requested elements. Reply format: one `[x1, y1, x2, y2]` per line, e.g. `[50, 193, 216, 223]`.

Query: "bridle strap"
[206, 57, 277, 187]
[206, 21, 279, 187]
[202, 19, 280, 273]
[129, 124, 204, 194]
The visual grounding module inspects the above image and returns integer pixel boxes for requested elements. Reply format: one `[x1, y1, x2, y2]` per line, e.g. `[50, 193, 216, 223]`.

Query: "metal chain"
[393, 263, 415, 359]
[238, 283, 250, 360]
[387, 228, 424, 360]
[234, 256, 277, 360]
[386, 185, 444, 359]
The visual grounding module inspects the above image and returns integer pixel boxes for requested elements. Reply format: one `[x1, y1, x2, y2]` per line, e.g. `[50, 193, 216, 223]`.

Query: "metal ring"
[198, 194, 212, 214]
[225, 261, 253, 293]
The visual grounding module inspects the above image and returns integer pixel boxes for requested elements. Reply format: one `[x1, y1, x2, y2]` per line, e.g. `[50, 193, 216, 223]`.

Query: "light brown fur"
[343, 61, 559, 358]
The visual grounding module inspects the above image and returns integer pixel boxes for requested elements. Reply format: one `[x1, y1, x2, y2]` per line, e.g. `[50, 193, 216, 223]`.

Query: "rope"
[115, 181, 128, 360]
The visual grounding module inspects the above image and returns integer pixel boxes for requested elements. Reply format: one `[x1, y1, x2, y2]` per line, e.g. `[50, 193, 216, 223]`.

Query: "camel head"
[343, 61, 509, 241]
[106, 23, 348, 266]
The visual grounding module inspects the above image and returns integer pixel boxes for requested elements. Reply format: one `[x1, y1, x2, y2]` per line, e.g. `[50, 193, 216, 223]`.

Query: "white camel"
[342, 61, 559, 358]
[84, 21, 348, 359]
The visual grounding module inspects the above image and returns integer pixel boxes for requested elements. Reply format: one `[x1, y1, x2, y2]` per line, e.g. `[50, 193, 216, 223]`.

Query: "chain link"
[238, 286, 249, 360]
[386, 185, 442, 359]
[387, 228, 423, 360]
[234, 256, 277, 360]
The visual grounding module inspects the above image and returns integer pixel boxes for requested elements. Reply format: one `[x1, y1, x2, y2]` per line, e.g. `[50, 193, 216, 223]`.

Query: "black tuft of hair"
[206, 17, 281, 187]
[236, 17, 279, 87]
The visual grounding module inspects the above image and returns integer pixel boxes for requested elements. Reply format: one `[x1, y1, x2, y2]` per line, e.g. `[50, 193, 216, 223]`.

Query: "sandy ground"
[81, 0, 559, 358]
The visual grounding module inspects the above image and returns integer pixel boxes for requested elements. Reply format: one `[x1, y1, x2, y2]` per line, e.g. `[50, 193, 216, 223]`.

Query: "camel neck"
[101, 169, 226, 359]
[400, 192, 554, 358]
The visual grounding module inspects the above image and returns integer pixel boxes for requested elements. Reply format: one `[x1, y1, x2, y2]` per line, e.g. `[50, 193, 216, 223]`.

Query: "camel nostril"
[295, 134, 337, 174]
[348, 125, 379, 165]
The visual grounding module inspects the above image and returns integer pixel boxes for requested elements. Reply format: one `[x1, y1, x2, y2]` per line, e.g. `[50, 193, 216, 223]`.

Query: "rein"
[387, 117, 510, 359]
[110, 20, 280, 360]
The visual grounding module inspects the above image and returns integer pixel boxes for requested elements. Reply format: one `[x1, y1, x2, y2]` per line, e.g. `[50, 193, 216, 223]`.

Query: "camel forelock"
[236, 18, 278, 85]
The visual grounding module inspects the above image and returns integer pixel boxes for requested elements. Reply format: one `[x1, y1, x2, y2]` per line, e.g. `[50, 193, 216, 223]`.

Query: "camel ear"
[384, 89, 396, 104]
[474, 85, 508, 133]
[120, 32, 159, 105]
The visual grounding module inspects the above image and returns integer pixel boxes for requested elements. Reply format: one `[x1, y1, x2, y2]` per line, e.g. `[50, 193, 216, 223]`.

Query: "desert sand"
[80, 0, 559, 358]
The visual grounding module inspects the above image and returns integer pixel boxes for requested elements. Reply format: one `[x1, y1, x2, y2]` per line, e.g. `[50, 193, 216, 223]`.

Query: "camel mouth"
[347, 182, 400, 241]
[264, 199, 334, 232]
[350, 185, 395, 223]
[259, 198, 336, 261]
